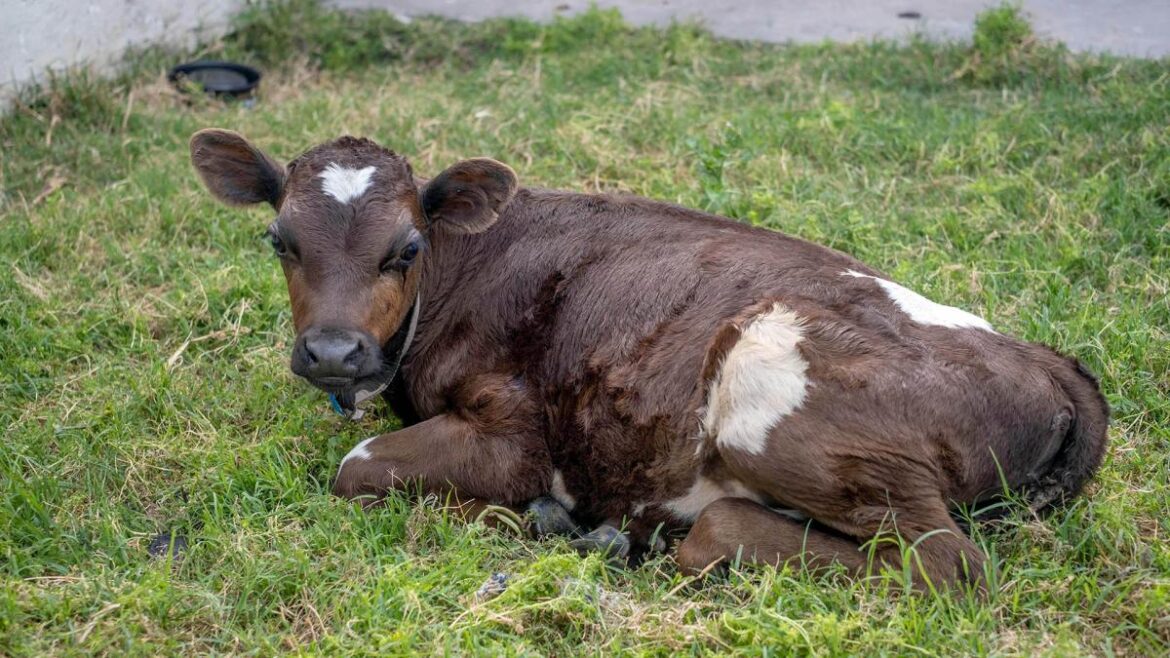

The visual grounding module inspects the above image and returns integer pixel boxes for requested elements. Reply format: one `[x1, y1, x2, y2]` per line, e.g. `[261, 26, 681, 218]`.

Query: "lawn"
[1, 2, 1168, 655]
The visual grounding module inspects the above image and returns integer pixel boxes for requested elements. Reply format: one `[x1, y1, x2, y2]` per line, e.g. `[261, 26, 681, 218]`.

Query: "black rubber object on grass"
[168, 61, 261, 97]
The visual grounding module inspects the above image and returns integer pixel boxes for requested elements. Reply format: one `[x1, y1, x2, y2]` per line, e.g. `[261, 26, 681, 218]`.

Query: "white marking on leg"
[771, 507, 808, 522]
[665, 477, 763, 522]
[319, 163, 376, 203]
[843, 270, 993, 331]
[702, 304, 809, 455]
[550, 469, 576, 511]
[336, 435, 377, 479]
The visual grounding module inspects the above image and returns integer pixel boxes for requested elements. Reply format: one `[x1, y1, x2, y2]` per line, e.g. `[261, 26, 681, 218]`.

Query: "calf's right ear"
[420, 158, 517, 235]
[189, 129, 285, 208]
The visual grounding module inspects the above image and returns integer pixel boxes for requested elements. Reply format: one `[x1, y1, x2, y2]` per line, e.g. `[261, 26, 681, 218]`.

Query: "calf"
[190, 130, 1108, 589]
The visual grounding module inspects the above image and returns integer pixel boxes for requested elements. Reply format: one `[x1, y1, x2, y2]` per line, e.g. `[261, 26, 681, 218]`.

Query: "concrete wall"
[3, 0, 1166, 108]
[1, 0, 248, 106]
[340, 0, 1170, 59]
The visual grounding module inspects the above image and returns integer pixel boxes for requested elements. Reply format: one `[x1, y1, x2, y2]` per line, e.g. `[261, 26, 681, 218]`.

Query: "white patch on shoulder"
[550, 469, 576, 511]
[665, 477, 764, 522]
[843, 270, 993, 331]
[701, 303, 809, 456]
[337, 435, 377, 478]
[319, 162, 376, 203]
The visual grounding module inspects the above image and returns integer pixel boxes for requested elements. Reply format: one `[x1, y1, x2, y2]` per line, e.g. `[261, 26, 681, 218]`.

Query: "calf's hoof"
[569, 524, 630, 560]
[331, 477, 388, 509]
[527, 496, 580, 537]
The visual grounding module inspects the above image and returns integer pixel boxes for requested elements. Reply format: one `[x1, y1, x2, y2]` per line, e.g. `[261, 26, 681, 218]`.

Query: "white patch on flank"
[632, 502, 647, 517]
[843, 270, 994, 331]
[550, 469, 576, 511]
[665, 477, 764, 522]
[701, 303, 809, 456]
[319, 162, 376, 204]
[337, 435, 377, 478]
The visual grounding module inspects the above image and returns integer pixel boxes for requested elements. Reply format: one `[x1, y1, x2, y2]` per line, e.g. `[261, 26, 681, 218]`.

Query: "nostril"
[343, 340, 364, 366]
[303, 343, 319, 365]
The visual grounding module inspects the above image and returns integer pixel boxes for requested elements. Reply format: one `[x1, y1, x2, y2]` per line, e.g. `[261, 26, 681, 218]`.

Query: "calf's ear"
[420, 158, 517, 234]
[189, 129, 285, 208]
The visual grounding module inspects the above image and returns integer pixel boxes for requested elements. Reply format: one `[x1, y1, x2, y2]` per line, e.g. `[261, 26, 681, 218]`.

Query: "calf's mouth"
[292, 295, 421, 407]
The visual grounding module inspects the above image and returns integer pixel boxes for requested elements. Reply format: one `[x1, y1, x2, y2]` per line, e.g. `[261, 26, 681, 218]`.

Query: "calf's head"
[190, 129, 516, 395]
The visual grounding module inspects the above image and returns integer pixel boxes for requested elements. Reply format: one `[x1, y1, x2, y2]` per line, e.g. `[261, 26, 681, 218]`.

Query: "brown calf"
[190, 130, 1109, 590]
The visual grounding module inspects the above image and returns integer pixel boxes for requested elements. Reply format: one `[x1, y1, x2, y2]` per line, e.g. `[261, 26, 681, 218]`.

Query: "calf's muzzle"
[292, 327, 382, 384]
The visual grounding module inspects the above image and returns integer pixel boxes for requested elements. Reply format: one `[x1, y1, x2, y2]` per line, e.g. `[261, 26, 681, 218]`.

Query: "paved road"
[335, 0, 1170, 58]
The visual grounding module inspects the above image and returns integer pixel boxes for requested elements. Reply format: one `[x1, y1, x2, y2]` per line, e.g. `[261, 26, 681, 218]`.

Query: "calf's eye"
[269, 233, 289, 257]
[380, 240, 421, 274]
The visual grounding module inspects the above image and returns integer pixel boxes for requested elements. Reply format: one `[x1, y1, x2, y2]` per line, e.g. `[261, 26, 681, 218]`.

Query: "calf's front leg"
[334, 374, 552, 507]
[329, 372, 547, 503]
[333, 411, 551, 505]
[331, 374, 585, 539]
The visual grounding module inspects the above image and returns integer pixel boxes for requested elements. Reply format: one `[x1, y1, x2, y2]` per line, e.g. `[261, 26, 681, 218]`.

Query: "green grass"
[2, 3, 1168, 655]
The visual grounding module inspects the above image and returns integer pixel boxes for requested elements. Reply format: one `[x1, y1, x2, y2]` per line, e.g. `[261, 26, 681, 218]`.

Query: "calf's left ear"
[420, 158, 517, 234]
[190, 129, 285, 209]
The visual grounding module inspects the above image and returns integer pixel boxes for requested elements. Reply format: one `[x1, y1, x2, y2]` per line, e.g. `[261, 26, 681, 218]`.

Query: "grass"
[2, 2, 1168, 655]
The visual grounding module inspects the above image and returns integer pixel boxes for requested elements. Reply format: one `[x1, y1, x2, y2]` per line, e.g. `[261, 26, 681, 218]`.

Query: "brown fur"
[190, 131, 1110, 591]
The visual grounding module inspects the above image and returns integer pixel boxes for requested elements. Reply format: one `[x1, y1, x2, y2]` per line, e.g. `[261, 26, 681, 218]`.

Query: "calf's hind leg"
[676, 498, 870, 576]
[721, 442, 988, 590]
[677, 496, 986, 591]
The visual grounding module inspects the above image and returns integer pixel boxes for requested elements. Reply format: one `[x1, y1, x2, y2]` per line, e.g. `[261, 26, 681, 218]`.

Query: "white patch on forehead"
[843, 270, 994, 331]
[319, 162, 377, 203]
[550, 469, 576, 511]
[665, 477, 763, 522]
[336, 435, 378, 479]
[702, 303, 809, 456]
